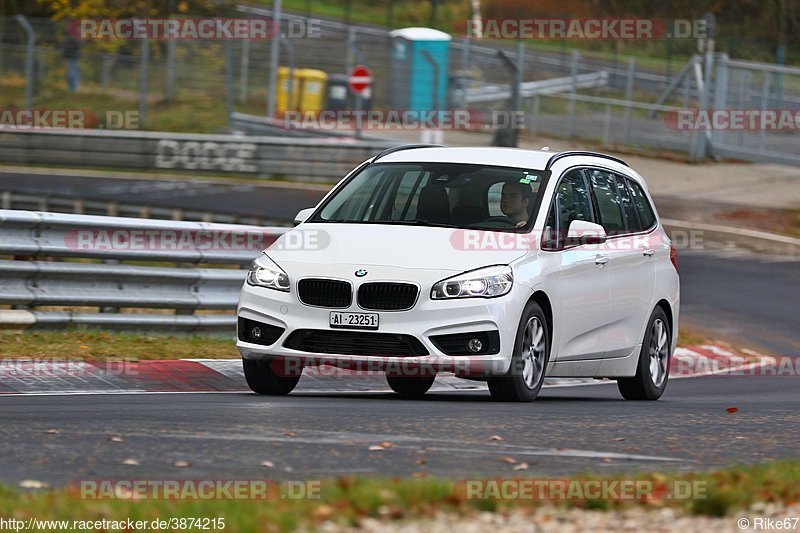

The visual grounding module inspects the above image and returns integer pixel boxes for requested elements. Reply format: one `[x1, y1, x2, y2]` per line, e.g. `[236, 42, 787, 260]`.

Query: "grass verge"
[0, 329, 238, 359]
[1, 461, 799, 531]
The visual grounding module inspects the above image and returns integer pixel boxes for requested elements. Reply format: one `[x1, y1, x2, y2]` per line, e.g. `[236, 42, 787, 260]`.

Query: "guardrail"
[1, 191, 275, 226]
[229, 112, 389, 141]
[0, 210, 289, 332]
[465, 72, 609, 104]
[0, 129, 393, 181]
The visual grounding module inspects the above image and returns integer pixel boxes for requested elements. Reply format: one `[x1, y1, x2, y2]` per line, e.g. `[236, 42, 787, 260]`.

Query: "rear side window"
[542, 169, 594, 250]
[626, 178, 657, 230]
[587, 170, 625, 235]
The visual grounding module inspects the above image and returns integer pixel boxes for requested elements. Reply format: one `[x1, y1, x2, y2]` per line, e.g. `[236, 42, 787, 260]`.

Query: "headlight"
[246, 256, 290, 292]
[431, 265, 513, 300]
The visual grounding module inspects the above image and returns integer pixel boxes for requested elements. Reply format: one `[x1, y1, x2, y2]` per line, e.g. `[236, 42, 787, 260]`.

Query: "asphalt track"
[0, 373, 798, 487]
[0, 170, 798, 487]
[678, 249, 800, 356]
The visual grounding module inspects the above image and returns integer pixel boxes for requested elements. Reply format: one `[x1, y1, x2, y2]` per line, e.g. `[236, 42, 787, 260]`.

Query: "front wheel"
[488, 301, 549, 402]
[386, 375, 436, 398]
[243, 358, 301, 395]
[617, 307, 671, 400]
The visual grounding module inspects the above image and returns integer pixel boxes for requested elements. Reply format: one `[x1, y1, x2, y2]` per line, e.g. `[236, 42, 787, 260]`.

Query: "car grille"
[284, 329, 429, 357]
[297, 279, 351, 308]
[357, 282, 419, 311]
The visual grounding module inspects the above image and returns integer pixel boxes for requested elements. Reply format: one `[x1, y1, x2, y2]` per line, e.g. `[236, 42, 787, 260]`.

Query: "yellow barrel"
[297, 69, 329, 113]
[276, 66, 301, 113]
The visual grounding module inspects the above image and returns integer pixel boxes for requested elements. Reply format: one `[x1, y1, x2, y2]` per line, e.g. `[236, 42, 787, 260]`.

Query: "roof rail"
[544, 151, 628, 170]
[372, 144, 445, 162]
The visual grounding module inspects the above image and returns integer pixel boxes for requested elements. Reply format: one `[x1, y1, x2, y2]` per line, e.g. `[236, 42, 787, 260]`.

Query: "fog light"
[467, 338, 483, 353]
[251, 327, 262, 340]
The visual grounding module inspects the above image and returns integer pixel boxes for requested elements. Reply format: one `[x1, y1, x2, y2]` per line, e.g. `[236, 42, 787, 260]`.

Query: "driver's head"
[501, 180, 532, 223]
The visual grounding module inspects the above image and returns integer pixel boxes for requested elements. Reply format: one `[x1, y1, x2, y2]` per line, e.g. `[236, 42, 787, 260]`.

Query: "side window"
[542, 169, 594, 250]
[588, 169, 625, 235]
[626, 178, 657, 230]
[615, 174, 640, 232]
[556, 170, 594, 234]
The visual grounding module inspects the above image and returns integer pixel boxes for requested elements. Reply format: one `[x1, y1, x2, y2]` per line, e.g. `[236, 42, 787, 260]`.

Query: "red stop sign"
[349, 65, 373, 95]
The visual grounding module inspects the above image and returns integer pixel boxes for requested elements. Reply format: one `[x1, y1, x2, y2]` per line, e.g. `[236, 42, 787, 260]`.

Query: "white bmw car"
[237, 146, 679, 402]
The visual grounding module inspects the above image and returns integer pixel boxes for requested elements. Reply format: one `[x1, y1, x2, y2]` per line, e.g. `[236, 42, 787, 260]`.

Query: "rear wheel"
[386, 375, 436, 398]
[243, 358, 301, 395]
[617, 307, 671, 400]
[488, 301, 549, 402]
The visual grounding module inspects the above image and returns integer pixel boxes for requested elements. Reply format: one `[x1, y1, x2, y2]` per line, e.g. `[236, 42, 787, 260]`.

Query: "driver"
[500, 179, 533, 227]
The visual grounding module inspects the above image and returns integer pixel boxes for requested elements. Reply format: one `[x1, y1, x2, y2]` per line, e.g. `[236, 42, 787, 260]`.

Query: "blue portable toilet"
[389, 28, 451, 113]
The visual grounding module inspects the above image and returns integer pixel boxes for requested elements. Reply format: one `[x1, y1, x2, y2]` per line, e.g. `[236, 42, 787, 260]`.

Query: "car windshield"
[312, 162, 549, 231]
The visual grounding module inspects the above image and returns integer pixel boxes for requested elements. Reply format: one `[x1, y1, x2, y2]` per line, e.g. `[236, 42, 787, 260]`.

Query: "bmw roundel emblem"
[355, 269, 368, 277]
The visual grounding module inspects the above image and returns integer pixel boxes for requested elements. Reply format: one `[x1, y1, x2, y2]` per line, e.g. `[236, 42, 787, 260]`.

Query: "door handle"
[595, 254, 609, 266]
[642, 248, 656, 256]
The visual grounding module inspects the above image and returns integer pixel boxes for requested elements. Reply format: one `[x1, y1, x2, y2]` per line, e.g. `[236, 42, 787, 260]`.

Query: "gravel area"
[319, 502, 800, 532]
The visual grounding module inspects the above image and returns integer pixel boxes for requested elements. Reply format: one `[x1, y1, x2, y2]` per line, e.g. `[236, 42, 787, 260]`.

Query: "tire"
[386, 375, 436, 398]
[488, 301, 550, 402]
[243, 358, 301, 395]
[617, 307, 671, 401]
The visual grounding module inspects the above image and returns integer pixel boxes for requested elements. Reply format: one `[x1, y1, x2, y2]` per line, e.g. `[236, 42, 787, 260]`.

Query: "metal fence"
[709, 56, 800, 166]
[0, 14, 697, 127]
[528, 92, 699, 156]
[0, 209, 287, 332]
[2, 13, 798, 165]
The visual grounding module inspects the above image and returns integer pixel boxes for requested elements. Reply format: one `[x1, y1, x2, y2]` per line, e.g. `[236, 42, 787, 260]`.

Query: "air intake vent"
[297, 279, 351, 308]
[284, 329, 428, 357]
[357, 282, 418, 311]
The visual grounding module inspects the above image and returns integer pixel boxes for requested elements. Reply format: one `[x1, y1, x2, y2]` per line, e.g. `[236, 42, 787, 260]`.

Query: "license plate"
[329, 311, 379, 330]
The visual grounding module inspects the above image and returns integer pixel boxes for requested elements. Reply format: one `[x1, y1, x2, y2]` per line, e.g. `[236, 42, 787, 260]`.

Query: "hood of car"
[264, 223, 531, 273]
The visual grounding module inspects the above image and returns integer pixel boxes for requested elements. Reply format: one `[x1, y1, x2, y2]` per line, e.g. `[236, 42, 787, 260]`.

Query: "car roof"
[374, 146, 630, 175]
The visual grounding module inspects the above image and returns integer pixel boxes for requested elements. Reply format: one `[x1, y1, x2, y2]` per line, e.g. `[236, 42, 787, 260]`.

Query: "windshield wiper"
[408, 219, 460, 228]
[316, 219, 460, 228]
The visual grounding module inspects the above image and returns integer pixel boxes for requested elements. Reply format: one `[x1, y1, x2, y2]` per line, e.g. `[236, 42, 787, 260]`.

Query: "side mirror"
[293, 208, 315, 226]
[565, 220, 607, 246]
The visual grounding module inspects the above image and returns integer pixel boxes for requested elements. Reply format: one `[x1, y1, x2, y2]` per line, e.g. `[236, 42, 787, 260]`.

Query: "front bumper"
[236, 268, 527, 377]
